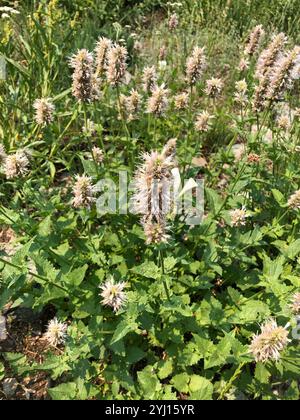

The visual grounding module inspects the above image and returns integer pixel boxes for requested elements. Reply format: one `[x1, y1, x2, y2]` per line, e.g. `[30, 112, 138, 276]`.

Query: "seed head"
[290, 292, 300, 314]
[205, 77, 223, 98]
[186, 46, 206, 85]
[105, 44, 128, 86]
[70, 49, 99, 102]
[142, 66, 157, 93]
[287, 189, 300, 209]
[229, 206, 248, 227]
[146, 83, 169, 116]
[249, 318, 290, 363]
[234, 79, 248, 106]
[195, 111, 213, 132]
[133, 139, 177, 244]
[266, 46, 300, 102]
[168, 13, 179, 31]
[159, 46, 167, 61]
[244, 25, 265, 57]
[72, 174, 95, 209]
[276, 114, 292, 131]
[92, 147, 104, 163]
[120, 89, 142, 121]
[94, 37, 112, 77]
[33, 98, 55, 125]
[44, 318, 68, 347]
[100, 278, 127, 312]
[255, 33, 287, 79]
[4, 150, 30, 179]
[174, 91, 189, 110]
[238, 58, 249, 71]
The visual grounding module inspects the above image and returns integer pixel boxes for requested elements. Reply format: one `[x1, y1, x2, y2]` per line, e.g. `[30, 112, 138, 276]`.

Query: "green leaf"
[171, 373, 189, 393]
[205, 188, 223, 215]
[254, 363, 271, 384]
[131, 261, 161, 280]
[271, 189, 285, 206]
[48, 382, 77, 400]
[38, 216, 52, 236]
[157, 359, 173, 380]
[189, 376, 213, 400]
[63, 265, 88, 287]
[4, 352, 29, 375]
[138, 366, 161, 399]
[282, 239, 300, 260]
[110, 320, 138, 344]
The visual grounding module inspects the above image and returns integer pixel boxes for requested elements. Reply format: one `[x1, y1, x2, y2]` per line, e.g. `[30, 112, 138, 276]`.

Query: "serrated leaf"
[131, 261, 161, 280]
[110, 320, 138, 344]
[48, 382, 77, 400]
[189, 376, 213, 400]
[171, 372, 189, 393]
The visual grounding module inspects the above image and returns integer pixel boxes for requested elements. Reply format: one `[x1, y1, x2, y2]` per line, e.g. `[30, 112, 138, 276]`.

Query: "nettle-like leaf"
[48, 382, 78, 400]
[62, 264, 88, 288]
[110, 319, 139, 344]
[131, 261, 161, 280]
[171, 373, 213, 400]
[137, 366, 162, 399]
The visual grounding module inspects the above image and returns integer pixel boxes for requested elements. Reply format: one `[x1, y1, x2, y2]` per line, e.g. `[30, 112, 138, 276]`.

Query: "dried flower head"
[133, 139, 177, 244]
[146, 83, 169, 116]
[266, 46, 300, 102]
[100, 278, 127, 312]
[92, 147, 104, 163]
[238, 58, 249, 71]
[244, 25, 265, 57]
[276, 114, 292, 131]
[143, 218, 169, 245]
[70, 49, 99, 102]
[229, 206, 248, 227]
[4, 150, 30, 179]
[44, 318, 68, 347]
[294, 107, 300, 118]
[159, 46, 167, 61]
[195, 111, 213, 132]
[255, 33, 287, 79]
[287, 189, 300, 209]
[247, 153, 260, 163]
[234, 79, 248, 106]
[133, 40, 143, 53]
[235, 79, 248, 94]
[205, 77, 223, 98]
[72, 174, 95, 209]
[168, 13, 179, 31]
[121, 89, 142, 121]
[82, 119, 97, 136]
[142, 66, 157, 93]
[105, 44, 128, 86]
[253, 33, 287, 112]
[33, 98, 55, 125]
[249, 319, 290, 363]
[95, 36, 112, 77]
[290, 292, 300, 314]
[174, 91, 189, 110]
[186, 46, 206, 85]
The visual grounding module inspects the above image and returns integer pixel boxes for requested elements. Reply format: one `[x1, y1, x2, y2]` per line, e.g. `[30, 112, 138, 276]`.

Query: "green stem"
[83, 103, 100, 178]
[218, 361, 247, 400]
[159, 249, 171, 301]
